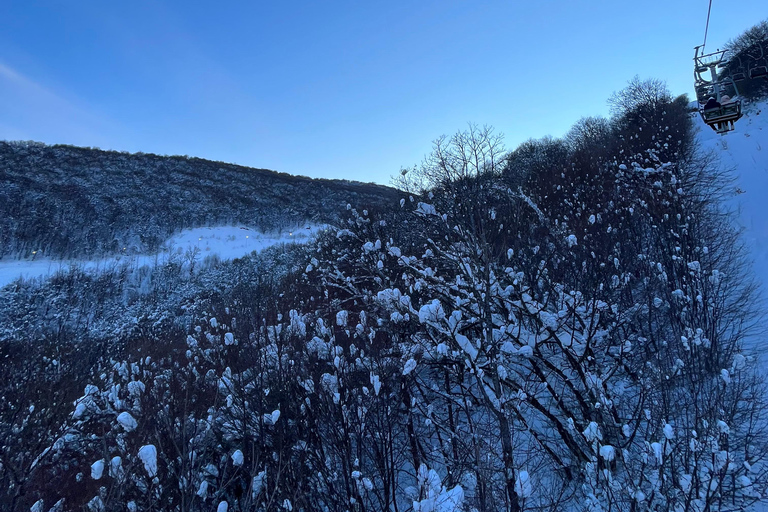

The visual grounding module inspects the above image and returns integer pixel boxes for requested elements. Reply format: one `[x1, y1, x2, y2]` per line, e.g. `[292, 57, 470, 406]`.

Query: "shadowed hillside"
[0, 141, 398, 259]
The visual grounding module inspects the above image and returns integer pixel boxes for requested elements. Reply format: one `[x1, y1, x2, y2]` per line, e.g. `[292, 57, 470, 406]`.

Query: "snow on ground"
[695, 100, 768, 295]
[0, 225, 325, 288]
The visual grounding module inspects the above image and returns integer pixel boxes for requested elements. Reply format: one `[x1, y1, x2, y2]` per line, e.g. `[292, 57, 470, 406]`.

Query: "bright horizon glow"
[1, 1, 765, 185]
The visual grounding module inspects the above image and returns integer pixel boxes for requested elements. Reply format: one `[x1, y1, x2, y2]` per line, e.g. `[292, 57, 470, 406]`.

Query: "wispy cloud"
[0, 61, 125, 148]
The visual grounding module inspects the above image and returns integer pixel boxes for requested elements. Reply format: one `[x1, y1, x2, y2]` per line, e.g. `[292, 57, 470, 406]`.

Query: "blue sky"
[1, 1, 765, 184]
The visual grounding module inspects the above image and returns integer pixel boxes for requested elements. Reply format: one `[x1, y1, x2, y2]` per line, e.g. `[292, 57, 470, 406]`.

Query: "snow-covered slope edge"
[0, 224, 324, 288]
[695, 100, 768, 299]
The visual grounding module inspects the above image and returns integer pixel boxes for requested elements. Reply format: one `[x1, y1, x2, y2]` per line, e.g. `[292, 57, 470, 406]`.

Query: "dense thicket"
[0, 142, 398, 259]
[0, 244, 312, 511]
[1, 79, 765, 512]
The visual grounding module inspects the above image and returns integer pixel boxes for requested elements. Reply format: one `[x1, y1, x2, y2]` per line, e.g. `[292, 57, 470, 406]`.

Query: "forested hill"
[4, 75, 766, 512]
[0, 141, 398, 259]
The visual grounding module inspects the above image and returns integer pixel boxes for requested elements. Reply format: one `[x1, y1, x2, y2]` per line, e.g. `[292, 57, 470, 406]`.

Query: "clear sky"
[1, 1, 765, 185]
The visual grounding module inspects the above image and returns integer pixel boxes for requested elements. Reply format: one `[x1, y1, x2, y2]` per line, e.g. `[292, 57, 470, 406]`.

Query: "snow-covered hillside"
[2, 106, 764, 297]
[0, 225, 323, 288]
[5, 95, 767, 512]
[695, 100, 768, 299]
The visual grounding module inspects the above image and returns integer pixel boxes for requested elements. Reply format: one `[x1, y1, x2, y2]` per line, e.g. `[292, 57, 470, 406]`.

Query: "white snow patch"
[370, 374, 382, 395]
[252, 470, 267, 498]
[109, 456, 123, 478]
[417, 202, 438, 216]
[454, 333, 478, 361]
[127, 381, 145, 397]
[91, 459, 105, 480]
[116, 412, 138, 432]
[583, 422, 602, 442]
[0, 225, 325, 288]
[515, 470, 532, 498]
[138, 444, 158, 477]
[418, 300, 445, 324]
[651, 442, 663, 464]
[413, 464, 464, 512]
[599, 445, 616, 462]
[87, 496, 104, 512]
[517, 345, 533, 358]
[73, 402, 87, 419]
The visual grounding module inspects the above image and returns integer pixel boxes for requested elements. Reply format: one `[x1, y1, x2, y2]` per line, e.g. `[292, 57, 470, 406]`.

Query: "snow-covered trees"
[300, 89, 767, 511]
[1, 83, 765, 512]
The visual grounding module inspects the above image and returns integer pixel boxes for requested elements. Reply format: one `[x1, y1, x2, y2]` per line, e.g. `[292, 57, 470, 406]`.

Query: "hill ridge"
[0, 141, 398, 260]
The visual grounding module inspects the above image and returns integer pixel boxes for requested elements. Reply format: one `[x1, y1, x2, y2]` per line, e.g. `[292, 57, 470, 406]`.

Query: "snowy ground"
[0, 225, 325, 288]
[694, 100, 768, 299]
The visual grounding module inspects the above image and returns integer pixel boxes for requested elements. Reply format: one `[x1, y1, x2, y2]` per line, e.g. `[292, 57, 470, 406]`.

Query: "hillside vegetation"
[2, 19, 768, 512]
[0, 142, 398, 259]
[1, 74, 765, 512]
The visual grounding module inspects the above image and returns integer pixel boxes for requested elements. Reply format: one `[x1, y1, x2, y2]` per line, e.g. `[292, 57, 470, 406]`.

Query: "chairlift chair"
[693, 46, 743, 134]
[750, 66, 768, 79]
[747, 41, 768, 79]
[701, 102, 742, 134]
[725, 55, 747, 82]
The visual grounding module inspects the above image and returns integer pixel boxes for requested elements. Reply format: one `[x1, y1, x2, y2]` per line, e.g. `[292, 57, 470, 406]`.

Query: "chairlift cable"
[703, 0, 713, 49]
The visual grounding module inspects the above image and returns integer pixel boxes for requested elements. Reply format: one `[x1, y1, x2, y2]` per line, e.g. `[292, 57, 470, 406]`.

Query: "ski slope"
[694, 100, 768, 299]
[0, 225, 324, 288]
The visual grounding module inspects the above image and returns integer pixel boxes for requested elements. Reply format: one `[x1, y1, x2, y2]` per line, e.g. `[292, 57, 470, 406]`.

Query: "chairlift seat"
[732, 72, 746, 82]
[694, 47, 743, 134]
[702, 101, 740, 117]
[750, 66, 768, 79]
[702, 102, 742, 134]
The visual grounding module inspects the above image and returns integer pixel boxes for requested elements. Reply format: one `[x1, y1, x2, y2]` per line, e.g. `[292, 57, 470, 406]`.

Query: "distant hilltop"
[0, 141, 398, 260]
